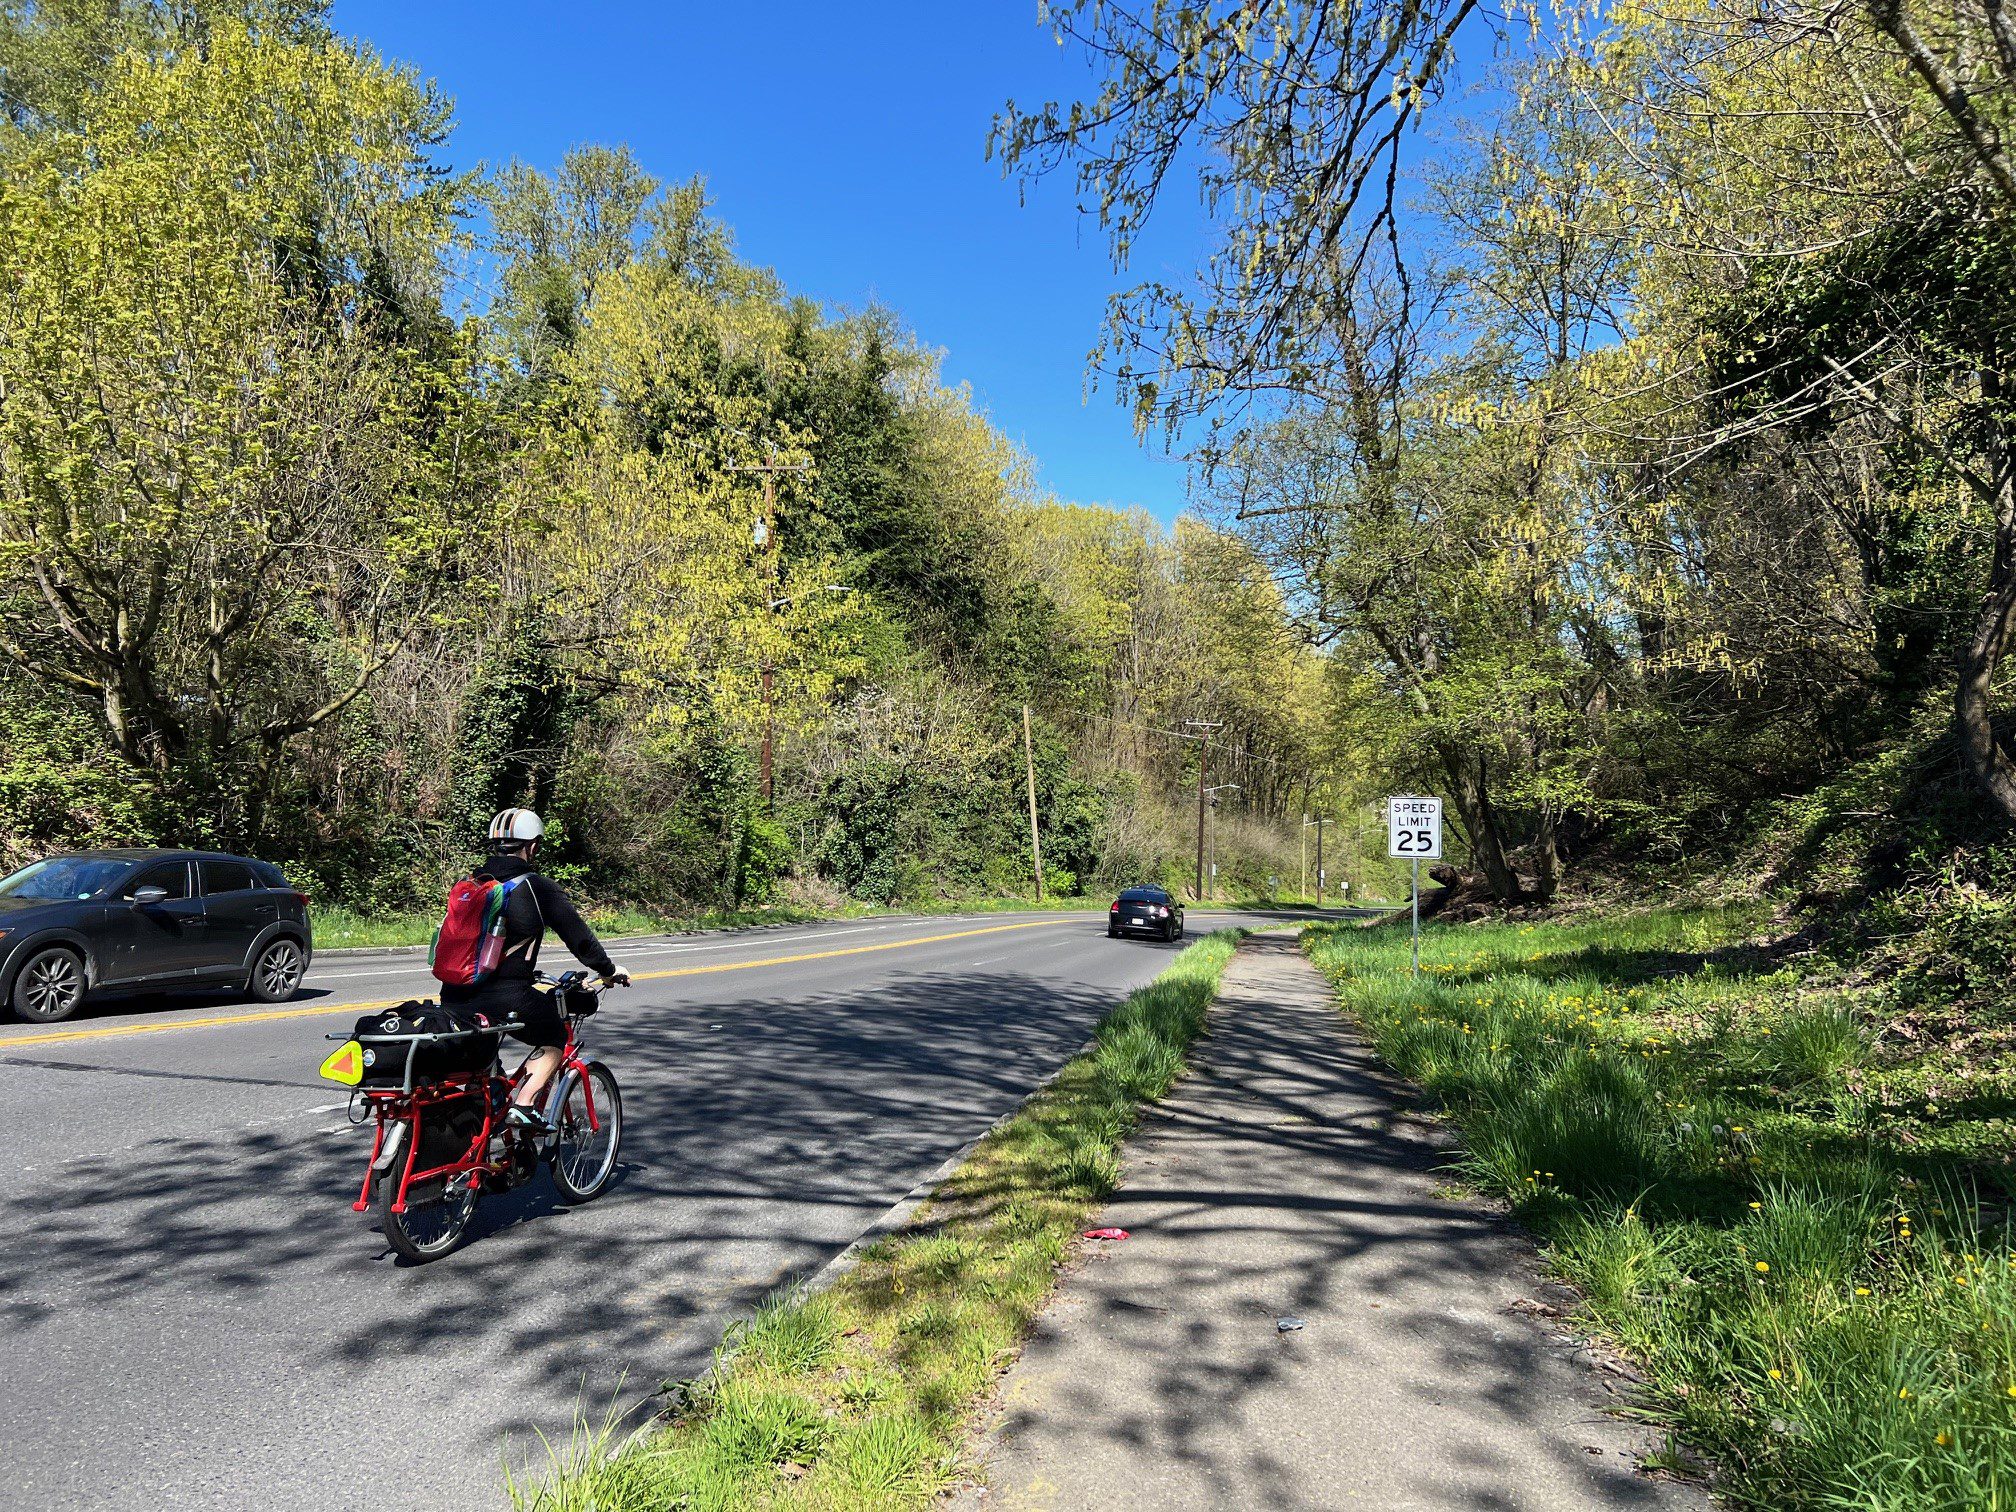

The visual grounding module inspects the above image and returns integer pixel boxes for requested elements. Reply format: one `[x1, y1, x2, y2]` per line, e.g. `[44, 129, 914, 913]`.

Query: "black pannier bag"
[413, 1102, 487, 1176]
[351, 1000, 502, 1087]
[556, 981, 600, 1017]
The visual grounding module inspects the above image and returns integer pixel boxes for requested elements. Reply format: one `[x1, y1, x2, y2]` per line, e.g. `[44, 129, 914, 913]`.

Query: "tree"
[1579, 0, 2016, 818]
[0, 15, 485, 839]
[992, 0, 1493, 435]
[486, 144, 659, 369]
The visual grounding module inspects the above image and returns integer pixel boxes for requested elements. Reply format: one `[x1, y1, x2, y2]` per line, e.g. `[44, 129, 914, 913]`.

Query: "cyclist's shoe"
[505, 1104, 553, 1136]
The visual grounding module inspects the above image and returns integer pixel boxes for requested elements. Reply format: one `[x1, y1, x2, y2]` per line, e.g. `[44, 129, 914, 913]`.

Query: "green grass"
[508, 929, 1246, 1511]
[310, 901, 834, 951]
[1307, 906, 2016, 1510]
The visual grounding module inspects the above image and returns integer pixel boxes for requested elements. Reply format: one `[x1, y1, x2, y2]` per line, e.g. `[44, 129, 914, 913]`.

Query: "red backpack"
[430, 874, 530, 986]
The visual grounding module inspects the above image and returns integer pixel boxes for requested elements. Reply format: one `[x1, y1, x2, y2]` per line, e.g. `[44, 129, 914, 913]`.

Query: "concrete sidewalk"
[959, 933, 1709, 1512]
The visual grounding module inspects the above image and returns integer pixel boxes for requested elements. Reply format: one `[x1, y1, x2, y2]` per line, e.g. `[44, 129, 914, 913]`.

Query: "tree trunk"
[1441, 746, 1529, 903]
[1531, 807, 1562, 903]
[1955, 393, 2016, 821]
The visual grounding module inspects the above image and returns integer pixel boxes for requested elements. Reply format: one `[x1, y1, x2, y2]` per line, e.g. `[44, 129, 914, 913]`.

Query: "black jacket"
[461, 852, 616, 983]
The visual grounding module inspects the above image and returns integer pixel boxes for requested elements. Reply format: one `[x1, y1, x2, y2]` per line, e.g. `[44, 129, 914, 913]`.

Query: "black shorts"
[440, 980, 563, 1050]
[509, 1000, 567, 1051]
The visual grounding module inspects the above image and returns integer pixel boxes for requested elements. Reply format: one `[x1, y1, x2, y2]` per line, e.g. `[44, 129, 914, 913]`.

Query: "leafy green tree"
[486, 144, 659, 369]
[0, 13, 486, 840]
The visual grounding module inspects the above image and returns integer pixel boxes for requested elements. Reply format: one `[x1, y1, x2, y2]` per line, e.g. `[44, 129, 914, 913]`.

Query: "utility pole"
[1306, 810, 1322, 907]
[1183, 720, 1222, 902]
[1204, 784, 1240, 901]
[1022, 703, 1044, 901]
[1302, 815, 1334, 903]
[729, 455, 810, 805]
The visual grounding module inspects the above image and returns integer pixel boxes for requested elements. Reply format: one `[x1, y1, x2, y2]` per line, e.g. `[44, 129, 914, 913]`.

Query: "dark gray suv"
[0, 850, 314, 1022]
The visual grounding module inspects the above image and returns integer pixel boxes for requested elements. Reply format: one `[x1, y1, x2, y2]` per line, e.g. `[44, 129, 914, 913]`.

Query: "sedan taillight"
[293, 890, 312, 907]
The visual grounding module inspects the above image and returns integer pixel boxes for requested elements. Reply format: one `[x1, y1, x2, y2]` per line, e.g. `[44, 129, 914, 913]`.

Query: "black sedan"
[0, 850, 314, 1023]
[1107, 886, 1185, 942]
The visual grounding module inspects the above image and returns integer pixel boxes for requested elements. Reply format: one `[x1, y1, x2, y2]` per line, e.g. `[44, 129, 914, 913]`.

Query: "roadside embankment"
[1308, 905, 2016, 1508]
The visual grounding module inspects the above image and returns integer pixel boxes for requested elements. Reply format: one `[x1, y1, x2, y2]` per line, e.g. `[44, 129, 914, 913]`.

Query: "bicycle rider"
[441, 809, 629, 1133]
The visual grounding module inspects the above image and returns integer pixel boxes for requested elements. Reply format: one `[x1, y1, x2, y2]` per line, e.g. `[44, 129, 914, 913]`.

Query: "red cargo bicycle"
[323, 971, 624, 1262]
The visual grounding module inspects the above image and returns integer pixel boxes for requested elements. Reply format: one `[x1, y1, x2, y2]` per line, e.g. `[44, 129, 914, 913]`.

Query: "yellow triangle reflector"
[320, 1040, 364, 1086]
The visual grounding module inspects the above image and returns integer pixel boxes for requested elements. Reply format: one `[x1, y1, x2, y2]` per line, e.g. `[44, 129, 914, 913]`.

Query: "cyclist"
[441, 808, 629, 1132]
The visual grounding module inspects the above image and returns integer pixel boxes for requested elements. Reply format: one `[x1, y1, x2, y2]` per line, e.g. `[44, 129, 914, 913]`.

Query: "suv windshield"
[0, 857, 134, 901]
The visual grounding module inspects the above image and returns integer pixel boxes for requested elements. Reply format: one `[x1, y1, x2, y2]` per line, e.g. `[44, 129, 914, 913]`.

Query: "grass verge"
[1307, 906, 2016, 1509]
[310, 901, 831, 951]
[507, 929, 1244, 1511]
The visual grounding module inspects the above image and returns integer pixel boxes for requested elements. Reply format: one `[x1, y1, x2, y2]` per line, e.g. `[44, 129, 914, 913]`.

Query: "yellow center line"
[0, 918, 1075, 1050]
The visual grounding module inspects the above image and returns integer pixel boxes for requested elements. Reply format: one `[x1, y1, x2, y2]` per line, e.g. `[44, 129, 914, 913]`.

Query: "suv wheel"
[13, 946, 87, 1023]
[247, 938, 306, 1003]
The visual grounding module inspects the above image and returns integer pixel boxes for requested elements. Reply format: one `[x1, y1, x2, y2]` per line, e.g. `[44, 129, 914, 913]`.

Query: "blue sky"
[329, 1, 1209, 520]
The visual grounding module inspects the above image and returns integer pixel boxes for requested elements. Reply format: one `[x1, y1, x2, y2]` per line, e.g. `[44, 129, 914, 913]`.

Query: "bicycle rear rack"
[326, 1020, 525, 1095]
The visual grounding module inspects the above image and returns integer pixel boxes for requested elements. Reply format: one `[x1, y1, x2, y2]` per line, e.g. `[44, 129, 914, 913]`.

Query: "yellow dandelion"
[1768, 1369, 1782, 1380]
[1756, 1262, 1770, 1273]
[1936, 1431, 1952, 1447]
[1856, 1287, 1871, 1296]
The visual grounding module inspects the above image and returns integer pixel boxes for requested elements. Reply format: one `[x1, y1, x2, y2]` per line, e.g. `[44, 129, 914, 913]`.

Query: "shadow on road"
[3, 952, 1152, 1476]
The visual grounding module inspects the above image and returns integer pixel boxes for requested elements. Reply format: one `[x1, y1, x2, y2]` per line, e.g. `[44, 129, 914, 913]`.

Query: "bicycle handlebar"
[535, 970, 629, 1015]
[319, 970, 630, 1048]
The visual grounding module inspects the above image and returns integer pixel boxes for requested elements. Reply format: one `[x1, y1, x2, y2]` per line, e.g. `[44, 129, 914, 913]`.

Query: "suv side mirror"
[130, 885, 169, 907]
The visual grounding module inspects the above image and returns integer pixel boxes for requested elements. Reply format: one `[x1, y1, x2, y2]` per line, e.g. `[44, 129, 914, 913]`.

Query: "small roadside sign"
[1388, 795, 1442, 859]
[1387, 796, 1444, 973]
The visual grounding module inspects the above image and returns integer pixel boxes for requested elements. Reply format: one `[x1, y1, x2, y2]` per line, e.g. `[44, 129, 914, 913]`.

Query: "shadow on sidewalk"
[964, 935, 1704, 1512]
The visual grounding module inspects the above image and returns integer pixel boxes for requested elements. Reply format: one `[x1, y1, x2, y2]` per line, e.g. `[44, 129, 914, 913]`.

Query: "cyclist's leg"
[514, 1046, 562, 1106]
[508, 989, 567, 1110]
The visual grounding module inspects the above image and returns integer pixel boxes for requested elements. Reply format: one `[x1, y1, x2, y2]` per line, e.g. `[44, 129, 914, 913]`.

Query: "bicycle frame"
[338, 998, 607, 1217]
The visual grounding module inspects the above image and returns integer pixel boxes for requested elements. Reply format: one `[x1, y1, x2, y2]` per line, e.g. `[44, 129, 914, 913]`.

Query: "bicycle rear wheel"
[377, 1122, 481, 1262]
[548, 1061, 621, 1204]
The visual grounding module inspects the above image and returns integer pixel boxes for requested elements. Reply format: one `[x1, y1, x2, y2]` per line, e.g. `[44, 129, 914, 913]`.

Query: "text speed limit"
[1387, 795, 1443, 859]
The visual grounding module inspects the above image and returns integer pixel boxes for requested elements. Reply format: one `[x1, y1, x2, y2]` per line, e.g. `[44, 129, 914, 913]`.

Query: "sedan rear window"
[202, 859, 257, 895]
[0, 857, 133, 901]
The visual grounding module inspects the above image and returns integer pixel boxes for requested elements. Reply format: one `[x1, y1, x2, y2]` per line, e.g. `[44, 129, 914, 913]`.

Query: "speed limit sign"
[1387, 796, 1443, 860]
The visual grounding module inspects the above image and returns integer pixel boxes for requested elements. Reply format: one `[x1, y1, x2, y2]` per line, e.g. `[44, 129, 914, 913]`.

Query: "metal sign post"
[1386, 796, 1444, 975]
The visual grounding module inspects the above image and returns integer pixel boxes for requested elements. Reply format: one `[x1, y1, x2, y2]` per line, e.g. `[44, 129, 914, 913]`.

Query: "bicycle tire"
[548, 1061, 622, 1204]
[376, 1119, 481, 1262]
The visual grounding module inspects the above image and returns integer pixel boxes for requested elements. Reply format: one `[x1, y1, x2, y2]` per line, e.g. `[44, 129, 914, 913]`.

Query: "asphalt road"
[0, 906, 1338, 1512]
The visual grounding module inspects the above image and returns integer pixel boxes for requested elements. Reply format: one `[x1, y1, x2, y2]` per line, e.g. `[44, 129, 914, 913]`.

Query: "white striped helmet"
[487, 808, 545, 843]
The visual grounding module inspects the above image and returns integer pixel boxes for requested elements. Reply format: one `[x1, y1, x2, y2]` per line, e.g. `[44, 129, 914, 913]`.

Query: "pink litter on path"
[1083, 1227, 1130, 1241]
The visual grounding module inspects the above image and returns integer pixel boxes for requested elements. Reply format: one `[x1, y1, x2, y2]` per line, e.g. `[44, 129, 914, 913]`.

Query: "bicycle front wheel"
[548, 1061, 622, 1204]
